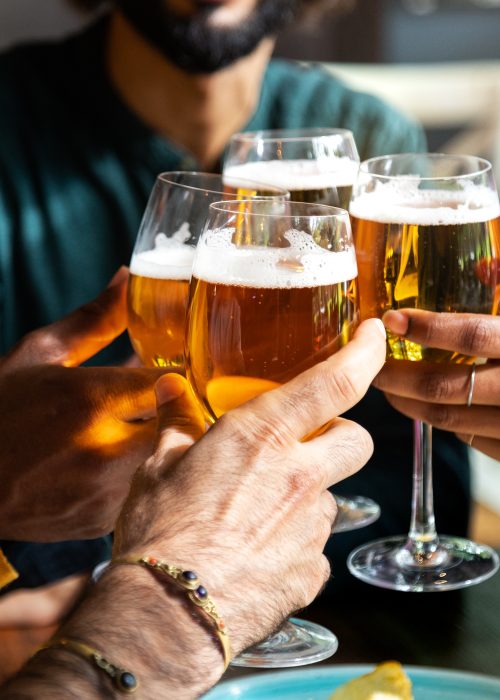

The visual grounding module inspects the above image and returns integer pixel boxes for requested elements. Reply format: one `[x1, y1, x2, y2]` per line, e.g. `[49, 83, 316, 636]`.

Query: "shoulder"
[0, 33, 74, 90]
[262, 60, 426, 159]
[0, 21, 104, 117]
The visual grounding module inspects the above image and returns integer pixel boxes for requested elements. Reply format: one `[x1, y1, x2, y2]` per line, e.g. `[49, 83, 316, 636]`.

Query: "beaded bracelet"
[38, 637, 138, 693]
[113, 555, 232, 670]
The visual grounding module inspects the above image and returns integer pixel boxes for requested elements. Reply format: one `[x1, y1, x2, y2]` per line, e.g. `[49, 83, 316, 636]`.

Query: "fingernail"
[382, 310, 409, 336]
[107, 266, 129, 288]
[371, 318, 387, 339]
[155, 374, 186, 406]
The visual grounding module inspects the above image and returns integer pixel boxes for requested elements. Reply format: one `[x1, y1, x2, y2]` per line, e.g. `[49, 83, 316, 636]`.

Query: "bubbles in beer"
[193, 227, 357, 289]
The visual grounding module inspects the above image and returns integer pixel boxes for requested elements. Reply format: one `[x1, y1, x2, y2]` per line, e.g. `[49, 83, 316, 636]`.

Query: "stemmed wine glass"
[185, 199, 359, 667]
[127, 171, 288, 371]
[348, 153, 500, 591]
[223, 128, 380, 532]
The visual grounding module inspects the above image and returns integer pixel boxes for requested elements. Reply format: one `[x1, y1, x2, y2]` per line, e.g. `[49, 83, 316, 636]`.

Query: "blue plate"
[202, 664, 500, 699]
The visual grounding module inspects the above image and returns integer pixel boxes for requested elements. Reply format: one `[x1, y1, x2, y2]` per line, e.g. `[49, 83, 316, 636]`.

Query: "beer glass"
[223, 128, 380, 532]
[224, 128, 359, 210]
[186, 199, 358, 667]
[348, 153, 500, 591]
[127, 172, 288, 372]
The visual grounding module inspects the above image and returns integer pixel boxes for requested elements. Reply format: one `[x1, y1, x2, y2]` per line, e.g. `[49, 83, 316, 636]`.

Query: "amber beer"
[351, 188, 500, 363]
[127, 246, 194, 370]
[185, 233, 358, 422]
[224, 159, 359, 210]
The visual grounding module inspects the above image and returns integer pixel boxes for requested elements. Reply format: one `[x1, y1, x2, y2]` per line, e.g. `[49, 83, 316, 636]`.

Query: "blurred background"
[0, 0, 499, 542]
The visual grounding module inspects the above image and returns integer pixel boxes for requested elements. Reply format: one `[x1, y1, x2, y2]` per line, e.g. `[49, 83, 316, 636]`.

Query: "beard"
[115, 0, 302, 74]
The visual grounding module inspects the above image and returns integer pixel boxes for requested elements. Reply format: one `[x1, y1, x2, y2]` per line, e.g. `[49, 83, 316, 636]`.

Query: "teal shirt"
[0, 19, 424, 353]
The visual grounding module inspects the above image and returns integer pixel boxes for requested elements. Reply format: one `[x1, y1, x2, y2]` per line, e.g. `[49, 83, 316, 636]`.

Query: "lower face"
[114, 0, 300, 73]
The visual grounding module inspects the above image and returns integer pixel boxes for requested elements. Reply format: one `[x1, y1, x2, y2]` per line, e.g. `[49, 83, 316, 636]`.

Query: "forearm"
[0, 566, 224, 700]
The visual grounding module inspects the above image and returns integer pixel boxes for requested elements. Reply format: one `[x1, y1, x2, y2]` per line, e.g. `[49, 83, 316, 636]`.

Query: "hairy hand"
[0, 269, 164, 541]
[374, 309, 500, 459]
[114, 318, 387, 657]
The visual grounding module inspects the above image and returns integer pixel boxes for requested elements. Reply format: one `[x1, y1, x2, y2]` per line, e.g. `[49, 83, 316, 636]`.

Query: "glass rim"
[208, 199, 350, 220]
[358, 153, 494, 182]
[229, 128, 356, 144]
[156, 171, 289, 197]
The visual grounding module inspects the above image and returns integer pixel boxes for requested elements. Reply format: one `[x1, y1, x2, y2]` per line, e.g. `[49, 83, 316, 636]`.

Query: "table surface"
[1, 561, 499, 686]
[224, 559, 500, 686]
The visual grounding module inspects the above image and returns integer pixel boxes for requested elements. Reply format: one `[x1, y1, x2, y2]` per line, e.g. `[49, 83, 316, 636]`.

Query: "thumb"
[2, 267, 129, 371]
[150, 374, 206, 473]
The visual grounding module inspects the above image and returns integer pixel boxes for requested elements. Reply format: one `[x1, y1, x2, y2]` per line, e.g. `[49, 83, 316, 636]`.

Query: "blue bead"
[118, 672, 137, 690]
[182, 570, 198, 581]
[196, 585, 208, 598]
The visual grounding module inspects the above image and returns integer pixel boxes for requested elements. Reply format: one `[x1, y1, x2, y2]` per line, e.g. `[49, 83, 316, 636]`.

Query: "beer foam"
[192, 228, 357, 288]
[224, 158, 359, 191]
[130, 232, 195, 280]
[350, 181, 500, 225]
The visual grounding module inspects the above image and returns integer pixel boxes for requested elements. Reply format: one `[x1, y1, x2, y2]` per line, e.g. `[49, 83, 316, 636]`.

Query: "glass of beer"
[127, 172, 288, 372]
[223, 128, 380, 532]
[348, 153, 500, 591]
[185, 199, 358, 667]
[224, 128, 359, 210]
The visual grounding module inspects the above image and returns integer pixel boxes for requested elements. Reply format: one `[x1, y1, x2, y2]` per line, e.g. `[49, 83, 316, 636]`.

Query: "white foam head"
[350, 179, 500, 225]
[192, 228, 357, 288]
[130, 232, 194, 280]
[224, 158, 359, 192]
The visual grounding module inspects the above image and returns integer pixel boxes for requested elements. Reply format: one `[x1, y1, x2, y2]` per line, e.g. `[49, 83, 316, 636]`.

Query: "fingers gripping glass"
[223, 129, 380, 533]
[348, 153, 500, 591]
[185, 199, 358, 668]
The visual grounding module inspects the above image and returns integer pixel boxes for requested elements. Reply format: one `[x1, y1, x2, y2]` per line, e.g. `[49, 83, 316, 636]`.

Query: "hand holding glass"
[185, 199, 358, 667]
[348, 153, 500, 591]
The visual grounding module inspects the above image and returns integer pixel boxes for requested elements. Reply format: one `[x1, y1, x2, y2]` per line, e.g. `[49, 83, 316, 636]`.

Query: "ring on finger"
[468, 434, 475, 447]
[466, 363, 476, 408]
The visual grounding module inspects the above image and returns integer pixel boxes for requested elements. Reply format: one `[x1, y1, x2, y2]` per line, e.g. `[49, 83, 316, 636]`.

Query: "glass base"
[333, 495, 381, 533]
[230, 618, 338, 668]
[347, 534, 500, 592]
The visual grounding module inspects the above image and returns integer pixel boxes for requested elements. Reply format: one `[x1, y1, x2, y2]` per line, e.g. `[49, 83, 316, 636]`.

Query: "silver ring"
[466, 363, 476, 408]
[468, 434, 475, 447]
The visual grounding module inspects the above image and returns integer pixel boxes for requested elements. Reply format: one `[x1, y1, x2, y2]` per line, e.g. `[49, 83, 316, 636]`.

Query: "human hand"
[373, 309, 500, 459]
[113, 318, 387, 661]
[0, 269, 165, 541]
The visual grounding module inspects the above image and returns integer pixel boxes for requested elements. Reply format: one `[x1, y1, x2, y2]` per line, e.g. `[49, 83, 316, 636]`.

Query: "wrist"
[60, 562, 224, 698]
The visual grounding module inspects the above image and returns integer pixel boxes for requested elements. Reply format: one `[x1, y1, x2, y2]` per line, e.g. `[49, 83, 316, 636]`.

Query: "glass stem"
[405, 420, 440, 564]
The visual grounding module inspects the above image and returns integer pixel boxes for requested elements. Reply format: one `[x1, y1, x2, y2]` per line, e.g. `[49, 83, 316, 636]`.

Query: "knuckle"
[286, 465, 323, 500]
[16, 330, 62, 364]
[325, 422, 373, 480]
[324, 365, 359, 406]
[426, 403, 457, 430]
[235, 411, 292, 450]
[419, 372, 451, 402]
[458, 319, 492, 355]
